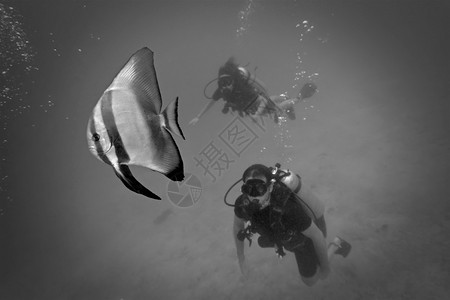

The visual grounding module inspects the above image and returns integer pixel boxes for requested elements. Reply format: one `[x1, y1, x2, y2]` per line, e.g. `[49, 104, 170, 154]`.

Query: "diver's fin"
[299, 82, 317, 101]
[331, 236, 352, 258]
[161, 97, 185, 140]
[113, 164, 162, 200]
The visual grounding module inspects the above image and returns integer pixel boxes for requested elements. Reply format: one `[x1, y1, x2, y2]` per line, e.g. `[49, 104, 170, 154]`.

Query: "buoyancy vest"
[279, 170, 325, 223]
[235, 182, 310, 251]
[234, 169, 325, 251]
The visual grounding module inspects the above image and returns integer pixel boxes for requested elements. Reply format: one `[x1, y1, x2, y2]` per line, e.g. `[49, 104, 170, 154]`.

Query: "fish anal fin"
[113, 164, 162, 200]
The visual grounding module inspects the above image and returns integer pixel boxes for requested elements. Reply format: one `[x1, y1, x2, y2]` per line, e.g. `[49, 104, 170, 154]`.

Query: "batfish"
[86, 47, 185, 200]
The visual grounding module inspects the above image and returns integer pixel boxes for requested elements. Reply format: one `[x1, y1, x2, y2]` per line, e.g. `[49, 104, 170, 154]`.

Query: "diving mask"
[218, 75, 233, 88]
[241, 179, 269, 197]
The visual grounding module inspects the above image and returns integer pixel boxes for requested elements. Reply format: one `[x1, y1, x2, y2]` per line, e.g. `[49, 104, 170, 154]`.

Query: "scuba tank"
[237, 66, 250, 80]
[238, 66, 270, 100]
[271, 164, 325, 224]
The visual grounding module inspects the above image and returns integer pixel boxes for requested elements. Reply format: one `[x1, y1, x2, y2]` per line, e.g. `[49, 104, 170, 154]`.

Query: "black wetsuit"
[234, 183, 326, 278]
[212, 60, 262, 115]
[213, 82, 260, 115]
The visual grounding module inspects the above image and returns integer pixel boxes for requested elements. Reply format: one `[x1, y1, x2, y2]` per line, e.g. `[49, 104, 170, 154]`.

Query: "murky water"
[1, 1, 449, 299]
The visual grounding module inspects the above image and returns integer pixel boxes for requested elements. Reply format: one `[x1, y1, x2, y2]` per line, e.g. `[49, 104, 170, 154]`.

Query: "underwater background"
[1, 0, 449, 299]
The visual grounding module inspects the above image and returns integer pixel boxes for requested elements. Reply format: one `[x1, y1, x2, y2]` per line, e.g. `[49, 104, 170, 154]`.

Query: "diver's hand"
[189, 117, 199, 126]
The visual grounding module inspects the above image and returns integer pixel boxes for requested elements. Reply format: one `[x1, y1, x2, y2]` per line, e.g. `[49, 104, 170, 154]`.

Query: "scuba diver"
[189, 57, 317, 125]
[224, 163, 351, 286]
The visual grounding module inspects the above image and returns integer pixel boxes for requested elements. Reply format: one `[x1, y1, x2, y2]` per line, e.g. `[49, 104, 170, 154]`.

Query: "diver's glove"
[275, 244, 286, 259]
[237, 228, 253, 247]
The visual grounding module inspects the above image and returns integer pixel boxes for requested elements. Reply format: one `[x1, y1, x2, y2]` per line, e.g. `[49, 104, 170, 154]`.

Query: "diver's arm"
[197, 100, 217, 118]
[189, 100, 217, 125]
[302, 221, 330, 279]
[246, 96, 269, 124]
[233, 215, 245, 258]
[233, 215, 248, 276]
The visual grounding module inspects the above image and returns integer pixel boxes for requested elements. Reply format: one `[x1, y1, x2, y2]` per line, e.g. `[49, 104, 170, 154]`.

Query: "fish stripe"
[101, 92, 130, 164]
[89, 114, 112, 166]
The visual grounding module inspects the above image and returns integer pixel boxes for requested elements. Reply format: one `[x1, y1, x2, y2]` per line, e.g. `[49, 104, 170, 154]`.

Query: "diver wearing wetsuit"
[189, 58, 318, 125]
[189, 58, 282, 125]
[233, 164, 351, 286]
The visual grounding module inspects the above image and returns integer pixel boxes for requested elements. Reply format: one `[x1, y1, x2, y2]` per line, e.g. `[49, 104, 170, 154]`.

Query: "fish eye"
[92, 133, 100, 142]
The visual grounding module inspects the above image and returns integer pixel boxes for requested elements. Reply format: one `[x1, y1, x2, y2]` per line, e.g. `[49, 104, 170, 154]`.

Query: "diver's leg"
[318, 216, 350, 260]
[269, 94, 298, 120]
[273, 113, 279, 123]
[269, 95, 287, 104]
[302, 271, 321, 287]
[255, 95, 283, 123]
[258, 235, 275, 248]
[315, 215, 327, 238]
[222, 103, 230, 114]
[294, 240, 321, 286]
[276, 98, 296, 120]
[253, 95, 268, 116]
[296, 233, 350, 286]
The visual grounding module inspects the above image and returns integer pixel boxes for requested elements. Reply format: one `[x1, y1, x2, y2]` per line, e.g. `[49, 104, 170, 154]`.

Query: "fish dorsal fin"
[112, 47, 162, 114]
[161, 97, 185, 140]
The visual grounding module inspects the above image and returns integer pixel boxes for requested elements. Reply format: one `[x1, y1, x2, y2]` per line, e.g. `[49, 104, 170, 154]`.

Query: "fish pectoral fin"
[161, 97, 185, 140]
[113, 164, 162, 200]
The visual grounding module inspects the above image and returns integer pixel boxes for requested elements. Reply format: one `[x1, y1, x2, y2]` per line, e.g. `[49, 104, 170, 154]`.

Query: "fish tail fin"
[113, 164, 162, 200]
[161, 97, 185, 140]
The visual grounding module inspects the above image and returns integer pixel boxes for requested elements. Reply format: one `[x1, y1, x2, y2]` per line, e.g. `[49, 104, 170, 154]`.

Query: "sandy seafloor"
[1, 1, 449, 299]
